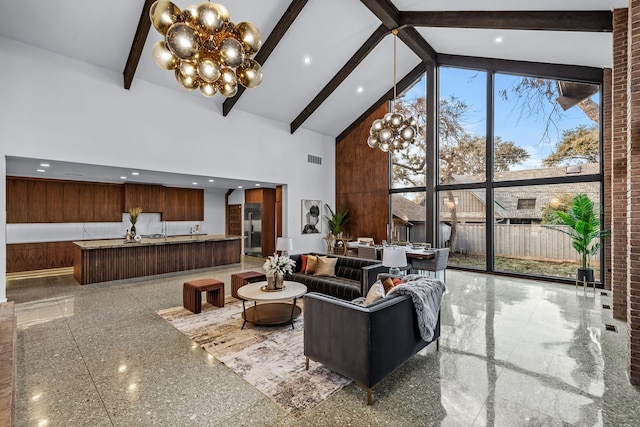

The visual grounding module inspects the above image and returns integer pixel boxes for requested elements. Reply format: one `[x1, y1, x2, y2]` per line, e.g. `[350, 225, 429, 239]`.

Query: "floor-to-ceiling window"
[386, 60, 604, 283]
[492, 74, 602, 279]
[438, 67, 488, 269]
[390, 74, 428, 244]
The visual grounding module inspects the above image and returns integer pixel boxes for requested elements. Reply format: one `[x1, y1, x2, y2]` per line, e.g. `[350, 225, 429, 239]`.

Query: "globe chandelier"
[149, 1, 263, 98]
[367, 29, 418, 152]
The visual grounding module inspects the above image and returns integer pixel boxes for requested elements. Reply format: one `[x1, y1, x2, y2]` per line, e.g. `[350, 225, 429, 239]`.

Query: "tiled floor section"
[7, 259, 640, 426]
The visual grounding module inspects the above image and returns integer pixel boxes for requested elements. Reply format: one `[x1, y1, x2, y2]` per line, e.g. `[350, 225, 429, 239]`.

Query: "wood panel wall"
[336, 103, 390, 244]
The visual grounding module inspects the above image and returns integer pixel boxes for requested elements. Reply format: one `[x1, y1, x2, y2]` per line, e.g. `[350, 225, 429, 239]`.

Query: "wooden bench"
[231, 271, 266, 299]
[183, 279, 224, 314]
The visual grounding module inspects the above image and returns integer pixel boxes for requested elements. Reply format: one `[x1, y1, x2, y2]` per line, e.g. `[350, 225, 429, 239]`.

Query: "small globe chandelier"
[367, 29, 418, 153]
[149, 1, 263, 98]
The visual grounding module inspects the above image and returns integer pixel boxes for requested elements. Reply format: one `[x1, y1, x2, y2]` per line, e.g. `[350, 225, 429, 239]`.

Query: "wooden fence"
[452, 223, 600, 265]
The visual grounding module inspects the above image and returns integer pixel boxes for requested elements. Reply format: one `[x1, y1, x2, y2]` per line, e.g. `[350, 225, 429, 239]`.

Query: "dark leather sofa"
[285, 253, 386, 300]
[303, 288, 441, 404]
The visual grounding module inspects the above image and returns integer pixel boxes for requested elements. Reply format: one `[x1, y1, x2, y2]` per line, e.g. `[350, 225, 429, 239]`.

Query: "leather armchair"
[303, 291, 440, 404]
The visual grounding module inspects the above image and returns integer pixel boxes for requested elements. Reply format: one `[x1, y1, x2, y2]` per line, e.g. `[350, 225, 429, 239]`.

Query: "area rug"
[157, 297, 351, 417]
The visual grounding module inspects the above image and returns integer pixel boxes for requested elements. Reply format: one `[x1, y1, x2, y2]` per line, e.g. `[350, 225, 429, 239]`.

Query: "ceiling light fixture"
[40, 163, 50, 167]
[131, 172, 139, 176]
[193, 182, 198, 185]
[36, 169, 45, 173]
[367, 29, 418, 153]
[494, 36, 503, 43]
[120, 176, 127, 180]
[357, 86, 363, 93]
[303, 56, 311, 64]
[149, 1, 263, 98]
[208, 179, 214, 182]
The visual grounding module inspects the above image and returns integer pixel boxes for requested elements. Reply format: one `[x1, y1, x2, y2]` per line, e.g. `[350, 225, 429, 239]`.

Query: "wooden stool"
[183, 278, 225, 314]
[231, 271, 266, 299]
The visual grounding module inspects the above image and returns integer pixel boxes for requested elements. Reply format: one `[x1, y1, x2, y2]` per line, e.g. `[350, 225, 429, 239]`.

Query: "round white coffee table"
[236, 281, 307, 329]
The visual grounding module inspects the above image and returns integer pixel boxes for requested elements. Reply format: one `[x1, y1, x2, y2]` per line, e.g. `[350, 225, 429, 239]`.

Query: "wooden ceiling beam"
[223, 0, 309, 116]
[398, 26, 437, 66]
[400, 10, 612, 32]
[359, 0, 399, 28]
[123, 0, 155, 90]
[290, 24, 389, 134]
[361, 0, 437, 65]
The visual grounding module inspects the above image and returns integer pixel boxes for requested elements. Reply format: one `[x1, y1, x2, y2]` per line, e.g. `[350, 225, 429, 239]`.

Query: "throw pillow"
[364, 280, 385, 305]
[392, 277, 403, 286]
[300, 255, 308, 273]
[314, 256, 338, 277]
[305, 255, 318, 274]
[382, 277, 395, 293]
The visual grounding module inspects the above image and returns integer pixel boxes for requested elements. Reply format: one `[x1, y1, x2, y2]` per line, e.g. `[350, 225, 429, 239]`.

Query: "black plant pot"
[577, 268, 595, 283]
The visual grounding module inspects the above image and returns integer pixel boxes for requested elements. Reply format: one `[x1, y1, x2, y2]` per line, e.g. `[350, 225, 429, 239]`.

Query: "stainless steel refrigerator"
[244, 203, 262, 257]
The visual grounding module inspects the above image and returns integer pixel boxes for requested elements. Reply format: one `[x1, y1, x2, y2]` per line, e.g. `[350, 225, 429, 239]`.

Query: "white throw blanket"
[386, 274, 446, 341]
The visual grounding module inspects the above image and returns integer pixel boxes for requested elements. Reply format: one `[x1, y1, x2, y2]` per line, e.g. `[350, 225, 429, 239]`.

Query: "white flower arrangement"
[263, 253, 296, 276]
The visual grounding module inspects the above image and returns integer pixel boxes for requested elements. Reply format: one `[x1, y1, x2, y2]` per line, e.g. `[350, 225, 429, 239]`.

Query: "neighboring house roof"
[391, 194, 426, 223]
[393, 163, 601, 223]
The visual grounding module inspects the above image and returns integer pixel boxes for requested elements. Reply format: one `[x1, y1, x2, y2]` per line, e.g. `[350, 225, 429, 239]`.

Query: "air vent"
[308, 154, 322, 165]
[605, 324, 618, 332]
[601, 291, 608, 296]
[602, 304, 611, 310]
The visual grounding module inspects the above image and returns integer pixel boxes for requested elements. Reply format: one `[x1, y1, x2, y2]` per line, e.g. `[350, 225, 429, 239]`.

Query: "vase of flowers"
[128, 207, 143, 236]
[263, 253, 296, 291]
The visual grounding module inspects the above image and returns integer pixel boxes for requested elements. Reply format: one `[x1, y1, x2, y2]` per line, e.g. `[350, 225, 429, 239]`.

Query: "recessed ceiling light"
[40, 163, 50, 167]
[303, 56, 311, 64]
[192, 182, 198, 185]
[131, 172, 139, 176]
[208, 179, 214, 182]
[36, 169, 45, 173]
[120, 176, 127, 180]
[238, 185, 243, 189]
[255, 183, 261, 186]
[494, 36, 503, 43]
[357, 86, 364, 94]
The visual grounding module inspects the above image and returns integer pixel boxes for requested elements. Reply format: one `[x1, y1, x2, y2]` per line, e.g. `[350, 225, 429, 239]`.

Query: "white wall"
[0, 37, 335, 302]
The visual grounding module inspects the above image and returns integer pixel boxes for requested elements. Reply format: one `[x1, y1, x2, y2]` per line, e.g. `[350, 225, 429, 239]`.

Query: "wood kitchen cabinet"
[93, 183, 123, 221]
[7, 177, 124, 223]
[6, 178, 28, 223]
[163, 187, 204, 221]
[123, 183, 165, 213]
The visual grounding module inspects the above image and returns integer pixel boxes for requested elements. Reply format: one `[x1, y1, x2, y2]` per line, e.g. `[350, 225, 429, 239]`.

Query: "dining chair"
[358, 245, 378, 260]
[409, 248, 450, 281]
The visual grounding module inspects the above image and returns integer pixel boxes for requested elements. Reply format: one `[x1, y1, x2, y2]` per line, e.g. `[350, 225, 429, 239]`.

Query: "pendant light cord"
[392, 29, 398, 111]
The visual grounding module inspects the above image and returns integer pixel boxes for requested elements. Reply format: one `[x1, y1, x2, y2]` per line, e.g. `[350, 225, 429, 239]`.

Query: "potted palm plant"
[324, 204, 350, 237]
[549, 193, 609, 283]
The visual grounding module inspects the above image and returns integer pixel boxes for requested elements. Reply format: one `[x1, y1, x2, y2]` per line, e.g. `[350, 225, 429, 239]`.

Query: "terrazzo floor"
[7, 257, 640, 426]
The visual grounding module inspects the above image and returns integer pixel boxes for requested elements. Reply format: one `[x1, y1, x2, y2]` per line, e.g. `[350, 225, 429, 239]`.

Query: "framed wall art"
[301, 199, 321, 234]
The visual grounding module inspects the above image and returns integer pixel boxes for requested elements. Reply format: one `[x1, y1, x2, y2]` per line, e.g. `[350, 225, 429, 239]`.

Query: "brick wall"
[627, 1, 640, 385]
[604, 68, 612, 291]
[612, 8, 629, 320]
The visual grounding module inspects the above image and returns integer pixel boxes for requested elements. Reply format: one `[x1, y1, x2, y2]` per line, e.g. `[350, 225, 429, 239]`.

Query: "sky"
[402, 67, 598, 171]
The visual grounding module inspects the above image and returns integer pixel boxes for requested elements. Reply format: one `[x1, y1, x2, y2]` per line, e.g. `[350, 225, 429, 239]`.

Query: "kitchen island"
[73, 234, 242, 285]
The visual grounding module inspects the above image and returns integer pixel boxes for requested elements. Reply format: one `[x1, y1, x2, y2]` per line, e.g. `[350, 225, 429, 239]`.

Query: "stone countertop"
[73, 234, 242, 249]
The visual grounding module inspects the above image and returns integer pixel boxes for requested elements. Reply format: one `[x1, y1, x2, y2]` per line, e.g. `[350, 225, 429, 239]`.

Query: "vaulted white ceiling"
[0, 0, 626, 184]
